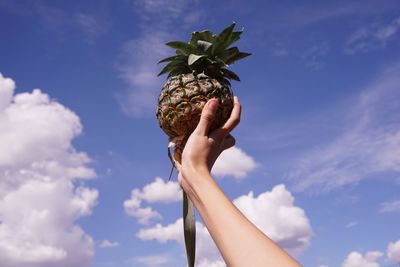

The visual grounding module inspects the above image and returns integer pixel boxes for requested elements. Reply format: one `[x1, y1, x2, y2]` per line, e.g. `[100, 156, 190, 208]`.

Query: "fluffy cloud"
[0, 73, 97, 267]
[289, 63, 400, 192]
[124, 177, 181, 224]
[212, 146, 258, 179]
[341, 251, 383, 267]
[137, 184, 312, 265]
[137, 218, 222, 266]
[233, 184, 312, 255]
[135, 177, 182, 203]
[0, 73, 14, 111]
[387, 239, 400, 263]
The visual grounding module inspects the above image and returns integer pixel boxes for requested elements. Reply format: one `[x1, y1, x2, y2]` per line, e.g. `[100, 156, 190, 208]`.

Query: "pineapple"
[156, 23, 251, 149]
[156, 23, 250, 267]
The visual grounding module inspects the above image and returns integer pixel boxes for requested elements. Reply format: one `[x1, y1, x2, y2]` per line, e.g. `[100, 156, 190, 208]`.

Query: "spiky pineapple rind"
[156, 73, 233, 139]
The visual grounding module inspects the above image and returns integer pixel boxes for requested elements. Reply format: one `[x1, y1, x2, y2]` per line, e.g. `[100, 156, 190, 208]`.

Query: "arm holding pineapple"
[177, 97, 301, 267]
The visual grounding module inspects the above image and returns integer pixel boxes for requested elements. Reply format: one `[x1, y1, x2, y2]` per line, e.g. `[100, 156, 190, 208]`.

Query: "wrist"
[182, 162, 210, 179]
[180, 168, 215, 204]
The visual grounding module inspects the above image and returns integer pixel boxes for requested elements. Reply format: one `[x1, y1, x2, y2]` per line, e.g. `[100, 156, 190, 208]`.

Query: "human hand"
[176, 96, 241, 188]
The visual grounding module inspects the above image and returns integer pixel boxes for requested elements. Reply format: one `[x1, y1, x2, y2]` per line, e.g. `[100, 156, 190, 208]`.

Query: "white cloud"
[387, 239, 400, 263]
[197, 259, 226, 267]
[123, 177, 181, 224]
[98, 240, 119, 248]
[212, 146, 258, 179]
[233, 184, 312, 255]
[137, 218, 223, 266]
[123, 190, 162, 225]
[137, 184, 312, 265]
[344, 17, 400, 54]
[0, 73, 14, 111]
[341, 251, 383, 267]
[289, 63, 400, 192]
[136, 177, 182, 203]
[379, 199, 400, 213]
[0, 73, 97, 267]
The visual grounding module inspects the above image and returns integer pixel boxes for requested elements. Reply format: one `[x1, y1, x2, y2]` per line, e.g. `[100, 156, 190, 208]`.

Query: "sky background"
[1, 0, 400, 267]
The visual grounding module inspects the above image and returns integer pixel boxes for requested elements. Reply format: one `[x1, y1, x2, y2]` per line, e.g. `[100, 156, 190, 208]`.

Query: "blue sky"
[1, 0, 400, 266]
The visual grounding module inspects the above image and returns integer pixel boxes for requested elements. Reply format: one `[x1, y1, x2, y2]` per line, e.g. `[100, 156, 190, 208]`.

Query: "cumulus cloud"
[98, 240, 119, 248]
[341, 251, 383, 267]
[387, 239, 400, 263]
[233, 184, 312, 255]
[137, 218, 222, 266]
[344, 16, 400, 54]
[212, 146, 258, 179]
[124, 177, 181, 224]
[289, 63, 400, 192]
[0, 73, 97, 267]
[137, 184, 312, 265]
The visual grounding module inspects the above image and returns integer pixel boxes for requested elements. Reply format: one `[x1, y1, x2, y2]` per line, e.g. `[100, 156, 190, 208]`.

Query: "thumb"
[194, 98, 219, 136]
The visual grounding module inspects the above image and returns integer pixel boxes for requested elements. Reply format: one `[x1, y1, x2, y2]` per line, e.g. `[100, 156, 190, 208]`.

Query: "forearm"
[184, 170, 301, 267]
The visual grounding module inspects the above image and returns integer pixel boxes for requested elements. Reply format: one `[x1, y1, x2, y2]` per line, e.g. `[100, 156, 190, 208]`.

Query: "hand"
[177, 96, 241, 189]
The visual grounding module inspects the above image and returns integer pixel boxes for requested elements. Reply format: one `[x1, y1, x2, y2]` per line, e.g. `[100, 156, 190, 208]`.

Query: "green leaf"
[226, 30, 243, 47]
[214, 56, 228, 67]
[158, 61, 175, 76]
[225, 52, 251, 65]
[168, 66, 191, 78]
[158, 55, 181, 64]
[188, 54, 206, 66]
[212, 23, 236, 55]
[222, 68, 240, 81]
[217, 23, 236, 44]
[158, 58, 186, 76]
[166, 41, 196, 55]
[190, 30, 215, 46]
[196, 40, 213, 52]
[183, 191, 196, 267]
[221, 47, 240, 62]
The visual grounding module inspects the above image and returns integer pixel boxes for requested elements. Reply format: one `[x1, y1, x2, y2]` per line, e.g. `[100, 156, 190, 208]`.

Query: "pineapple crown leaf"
[158, 23, 251, 81]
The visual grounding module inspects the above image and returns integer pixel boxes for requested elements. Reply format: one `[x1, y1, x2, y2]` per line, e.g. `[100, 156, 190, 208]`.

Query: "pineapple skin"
[156, 73, 234, 141]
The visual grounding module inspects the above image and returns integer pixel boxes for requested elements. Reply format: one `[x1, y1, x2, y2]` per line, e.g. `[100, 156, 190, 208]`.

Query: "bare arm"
[177, 97, 301, 267]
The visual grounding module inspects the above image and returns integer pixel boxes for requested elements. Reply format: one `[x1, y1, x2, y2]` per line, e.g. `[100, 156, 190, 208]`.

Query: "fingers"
[215, 96, 241, 137]
[221, 134, 235, 151]
[194, 98, 219, 136]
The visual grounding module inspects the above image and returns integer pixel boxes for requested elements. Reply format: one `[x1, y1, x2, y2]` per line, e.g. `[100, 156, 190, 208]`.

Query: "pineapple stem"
[167, 147, 175, 181]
